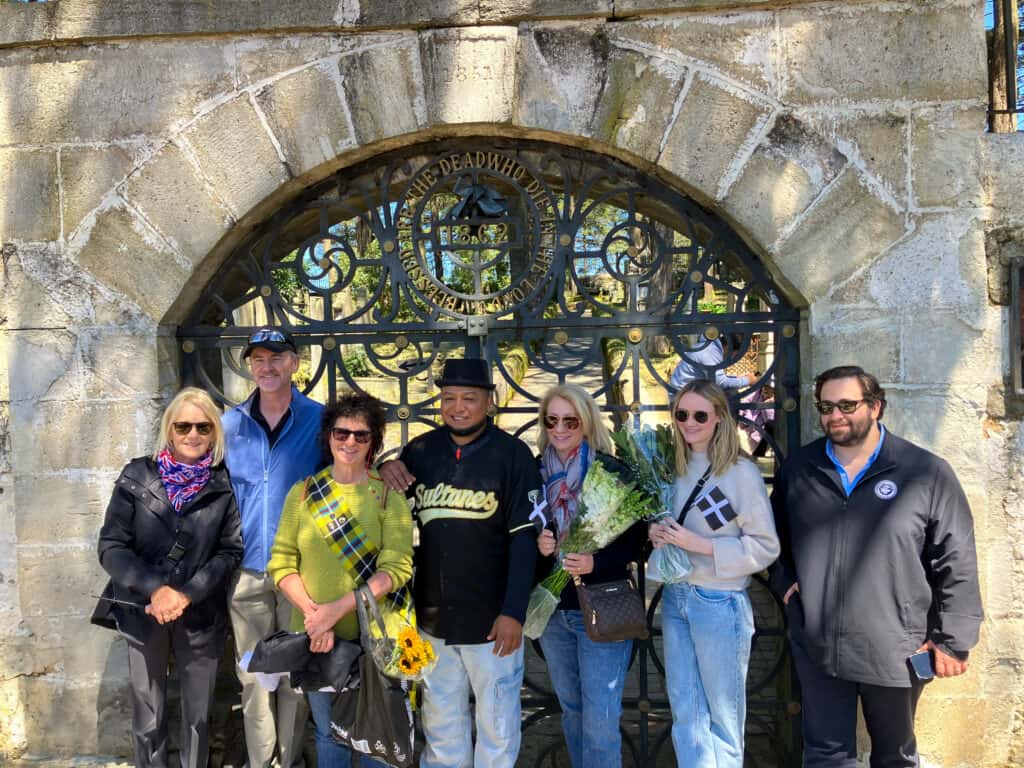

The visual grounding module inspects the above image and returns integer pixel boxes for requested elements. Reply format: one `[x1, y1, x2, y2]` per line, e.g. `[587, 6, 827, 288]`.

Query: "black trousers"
[126, 620, 223, 768]
[791, 639, 925, 768]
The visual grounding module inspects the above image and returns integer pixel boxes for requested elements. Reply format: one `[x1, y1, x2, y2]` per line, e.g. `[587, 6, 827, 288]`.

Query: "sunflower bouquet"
[356, 586, 437, 682]
[385, 625, 437, 680]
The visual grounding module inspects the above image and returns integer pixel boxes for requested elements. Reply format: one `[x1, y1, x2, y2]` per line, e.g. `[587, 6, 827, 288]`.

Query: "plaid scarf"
[157, 448, 212, 514]
[540, 440, 590, 542]
[305, 467, 414, 621]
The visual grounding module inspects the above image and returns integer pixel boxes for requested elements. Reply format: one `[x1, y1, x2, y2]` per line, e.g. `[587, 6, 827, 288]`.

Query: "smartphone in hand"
[908, 650, 934, 681]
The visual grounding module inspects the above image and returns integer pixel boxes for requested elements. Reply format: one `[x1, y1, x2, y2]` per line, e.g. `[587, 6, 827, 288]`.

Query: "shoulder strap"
[304, 470, 414, 622]
[676, 466, 712, 524]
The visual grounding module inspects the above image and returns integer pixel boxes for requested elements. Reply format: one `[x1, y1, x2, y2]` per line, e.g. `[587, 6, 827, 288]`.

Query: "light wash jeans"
[660, 582, 754, 768]
[538, 609, 632, 768]
[307, 691, 389, 768]
[419, 631, 525, 768]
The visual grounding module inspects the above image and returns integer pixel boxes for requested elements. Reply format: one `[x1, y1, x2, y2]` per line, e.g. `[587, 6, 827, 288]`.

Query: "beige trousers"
[229, 569, 307, 768]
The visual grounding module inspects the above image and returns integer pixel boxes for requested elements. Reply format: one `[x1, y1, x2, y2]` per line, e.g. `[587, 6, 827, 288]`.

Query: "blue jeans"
[538, 609, 632, 768]
[307, 690, 389, 768]
[660, 582, 754, 768]
[419, 631, 525, 768]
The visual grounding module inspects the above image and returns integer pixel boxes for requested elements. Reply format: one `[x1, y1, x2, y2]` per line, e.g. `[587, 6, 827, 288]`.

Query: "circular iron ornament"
[704, 326, 720, 341]
[394, 334, 409, 350]
[259, 285, 272, 297]
[382, 239, 396, 253]
[783, 324, 796, 338]
[396, 406, 411, 420]
[783, 397, 798, 412]
[182, 340, 195, 353]
[553, 330, 569, 345]
[395, 149, 558, 317]
[630, 400, 643, 414]
[323, 337, 337, 351]
[690, 270, 704, 283]
[558, 233, 572, 247]
[628, 328, 643, 344]
[319, 257, 331, 269]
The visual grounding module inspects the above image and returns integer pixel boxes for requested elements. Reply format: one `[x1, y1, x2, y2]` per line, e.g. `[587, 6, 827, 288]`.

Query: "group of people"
[93, 326, 983, 768]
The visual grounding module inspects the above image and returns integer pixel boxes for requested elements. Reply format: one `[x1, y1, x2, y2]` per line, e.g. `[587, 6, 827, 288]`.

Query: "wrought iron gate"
[179, 138, 802, 767]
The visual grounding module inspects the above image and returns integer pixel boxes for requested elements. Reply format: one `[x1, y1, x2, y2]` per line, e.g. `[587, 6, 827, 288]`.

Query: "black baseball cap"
[242, 328, 297, 358]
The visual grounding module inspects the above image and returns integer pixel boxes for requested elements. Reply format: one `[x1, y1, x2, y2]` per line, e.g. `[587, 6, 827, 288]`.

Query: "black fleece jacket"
[769, 432, 982, 687]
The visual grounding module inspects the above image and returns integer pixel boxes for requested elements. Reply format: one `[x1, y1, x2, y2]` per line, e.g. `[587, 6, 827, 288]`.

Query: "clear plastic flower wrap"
[611, 425, 693, 583]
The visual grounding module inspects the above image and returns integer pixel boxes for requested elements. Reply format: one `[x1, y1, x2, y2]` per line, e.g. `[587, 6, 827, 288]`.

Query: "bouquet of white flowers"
[612, 424, 692, 584]
[523, 458, 657, 639]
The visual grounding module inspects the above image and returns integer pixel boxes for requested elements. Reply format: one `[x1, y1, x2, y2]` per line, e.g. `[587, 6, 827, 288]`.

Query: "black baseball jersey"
[401, 424, 543, 644]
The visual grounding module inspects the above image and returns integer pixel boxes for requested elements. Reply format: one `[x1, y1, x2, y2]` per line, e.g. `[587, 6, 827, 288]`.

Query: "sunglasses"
[330, 427, 372, 444]
[172, 421, 214, 436]
[248, 328, 288, 344]
[543, 415, 581, 430]
[815, 399, 867, 415]
[674, 409, 711, 424]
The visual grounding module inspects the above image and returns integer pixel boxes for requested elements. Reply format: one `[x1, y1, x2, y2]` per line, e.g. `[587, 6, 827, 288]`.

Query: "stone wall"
[0, 0, 1020, 764]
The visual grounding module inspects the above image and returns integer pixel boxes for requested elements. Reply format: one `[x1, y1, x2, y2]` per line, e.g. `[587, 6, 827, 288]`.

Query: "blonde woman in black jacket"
[93, 387, 243, 768]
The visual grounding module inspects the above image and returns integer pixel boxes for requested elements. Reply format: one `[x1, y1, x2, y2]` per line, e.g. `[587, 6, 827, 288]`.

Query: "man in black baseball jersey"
[770, 365, 983, 767]
[380, 358, 542, 768]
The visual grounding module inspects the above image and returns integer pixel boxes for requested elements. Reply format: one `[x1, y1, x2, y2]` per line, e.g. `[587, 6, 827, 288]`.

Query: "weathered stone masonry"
[0, 1, 1021, 764]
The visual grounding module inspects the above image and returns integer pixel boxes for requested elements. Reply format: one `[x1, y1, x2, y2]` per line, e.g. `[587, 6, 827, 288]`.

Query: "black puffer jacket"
[92, 456, 243, 647]
[770, 432, 983, 687]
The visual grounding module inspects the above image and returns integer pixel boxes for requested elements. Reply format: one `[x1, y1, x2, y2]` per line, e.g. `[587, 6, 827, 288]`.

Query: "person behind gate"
[649, 380, 780, 768]
[93, 387, 243, 768]
[379, 357, 543, 768]
[769, 365, 982, 768]
[222, 328, 324, 768]
[533, 383, 647, 768]
[268, 392, 413, 768]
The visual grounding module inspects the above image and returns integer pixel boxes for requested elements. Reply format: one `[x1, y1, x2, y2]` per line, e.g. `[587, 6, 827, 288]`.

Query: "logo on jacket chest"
[874, 479, 898, 500]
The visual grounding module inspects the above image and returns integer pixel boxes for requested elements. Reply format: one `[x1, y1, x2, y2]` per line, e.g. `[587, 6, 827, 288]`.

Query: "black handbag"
[574, 565, 649, 643]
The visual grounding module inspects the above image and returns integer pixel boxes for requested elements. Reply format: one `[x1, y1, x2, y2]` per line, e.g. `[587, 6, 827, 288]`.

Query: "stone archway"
[4, 9, 1000, 764]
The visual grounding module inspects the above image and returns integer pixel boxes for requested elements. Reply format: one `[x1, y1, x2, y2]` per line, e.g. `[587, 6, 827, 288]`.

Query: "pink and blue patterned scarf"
[540, 440, 590, 543]
[157, 448, 212, 514]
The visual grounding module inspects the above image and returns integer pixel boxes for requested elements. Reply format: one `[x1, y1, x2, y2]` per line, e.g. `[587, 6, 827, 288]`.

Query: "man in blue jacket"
[770, 365, 982, 768]
[222, 328, 324, 768]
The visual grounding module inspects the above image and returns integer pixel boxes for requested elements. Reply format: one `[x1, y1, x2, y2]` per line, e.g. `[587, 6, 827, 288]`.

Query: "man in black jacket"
[770, 365, 982, 768]
[380, 358, 542, 768]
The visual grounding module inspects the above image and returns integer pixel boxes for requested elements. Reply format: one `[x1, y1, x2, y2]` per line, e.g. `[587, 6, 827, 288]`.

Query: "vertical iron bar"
[1003, 0, 1018, 113]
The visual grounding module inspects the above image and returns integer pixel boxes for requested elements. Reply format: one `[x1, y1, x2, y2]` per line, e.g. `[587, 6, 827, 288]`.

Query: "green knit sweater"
[268, 472, 414, 641]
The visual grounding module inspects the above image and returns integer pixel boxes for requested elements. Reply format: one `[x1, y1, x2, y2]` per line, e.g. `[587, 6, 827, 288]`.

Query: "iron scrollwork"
[179, 138, 802, 766]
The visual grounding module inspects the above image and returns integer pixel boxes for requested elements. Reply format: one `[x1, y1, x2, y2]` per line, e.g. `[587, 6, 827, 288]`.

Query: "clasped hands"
[302, 598, 348, 654]
[145, 585, 190, 624]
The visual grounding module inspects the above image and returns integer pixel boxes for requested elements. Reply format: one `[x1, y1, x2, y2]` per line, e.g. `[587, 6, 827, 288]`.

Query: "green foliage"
[342, 347, 372, 377]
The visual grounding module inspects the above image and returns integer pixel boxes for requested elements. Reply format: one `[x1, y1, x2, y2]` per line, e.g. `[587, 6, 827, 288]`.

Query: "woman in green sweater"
[268, 392, 413, 768]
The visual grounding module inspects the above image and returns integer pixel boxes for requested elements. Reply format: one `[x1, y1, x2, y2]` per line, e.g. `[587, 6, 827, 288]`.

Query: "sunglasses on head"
[674, 409, 710, 424]
[543, 415, 580, 430]
[248, 328, 288, 344]
[815, 399, 867, 415]
[330, 427, 372, 444]
[172, 421, 213, 436]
